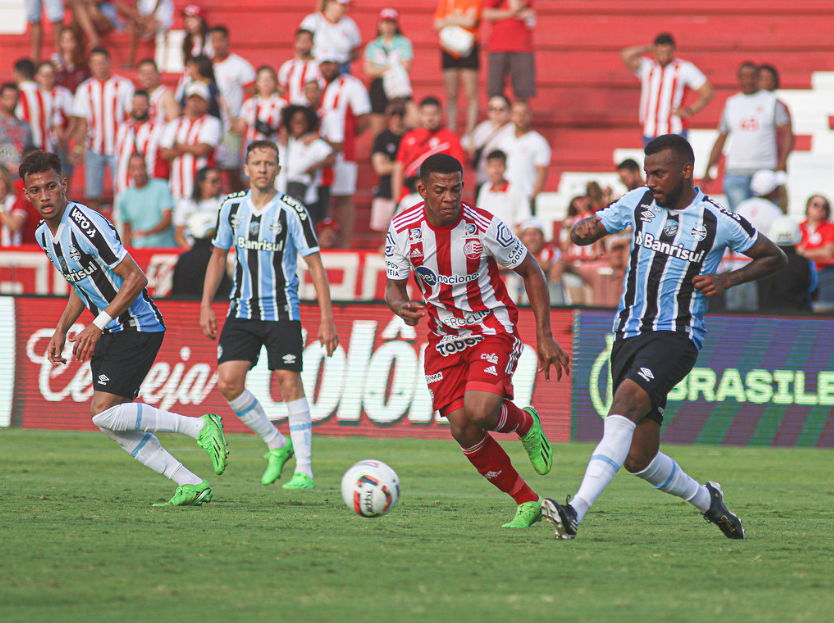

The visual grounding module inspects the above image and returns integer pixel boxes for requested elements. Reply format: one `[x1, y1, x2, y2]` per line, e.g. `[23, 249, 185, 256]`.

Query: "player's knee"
[216, 374, 243, 400]
[91, 404, 119, 429]
[623, 448, 653, 474]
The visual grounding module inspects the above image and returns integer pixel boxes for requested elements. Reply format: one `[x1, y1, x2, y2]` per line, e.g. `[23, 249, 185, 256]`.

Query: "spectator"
[124, 0, 174, 69]
[391, 95, 465, 204]
[277, 104, 335, 220]
[0, 164, 26, 246]
[514, 217, 565, 305]
[475, 149, 530, 229]
[318, 56, 371, 245]
[51, 28, 91, 94]
[70, 0, 117, 50]
[234, 66, 285, 150]
[118, 153, 176, 247]
[621, 33, 713, 146]
[300, 0, 362, 74]
[170, 210, 232, 299]
[114, 90, 167, 196]
[26, 0, 64, 63]
[759, 63, 794, 212]
[174, 165, 221, 248]
[278, 29, 322, 106]
[567, 232, 631, 308]
[798, 194, 834, 309]
[370, 101, 407, 232]
[363, 9, 415, 137]
[209, 26, 256, 192]
[71, 46, 134, 212]
[160, 81, 222, 200]
[177, 55, 222, 120]
[434, 0, 483, 136]
[316, 218, 341, 249]
[181, 4, 212, 65]
[36, 61, 75, 186]
[586, 180, 611, 211]
[704, 62, 791, 211]
[0, 84, 34, 177]
[136, 59, 180, 123]
[483, 0, 536, 102]
[757, 217, 817, 312]
[14, 58, 59, 153]
[560, 194, 601, 263]
[495, 100, 550, 210]
[464, 94, 514, 197]
[303, 77, 335, 216]
[616, 158, 644, 193]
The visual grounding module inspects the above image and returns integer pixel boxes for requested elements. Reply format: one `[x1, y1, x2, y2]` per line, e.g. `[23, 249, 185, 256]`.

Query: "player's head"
[617, 158, 644, 191]
[643, 134, 695, 209]
[653, 33, 676, 67]
[19, 150, 68, 223]
[209, 26, 230, 58]
[485, 149, 507, 185]
[35, 61, 57, 90]
[758, 64, 779, 92]
[419, 96, 443, 131]
[738, 62, 760, 95]
[137, 59, 161, 90]
[418, 153, 463, 226]
[132, 90, 151, 121]
[294, 29, 314, 56]
[244, 140, 280, 191]
[13, 58, 36, 83]
[89, 47, 111, 80]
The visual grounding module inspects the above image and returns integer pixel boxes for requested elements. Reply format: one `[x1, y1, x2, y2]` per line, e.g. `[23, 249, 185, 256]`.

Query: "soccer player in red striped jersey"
[385, 153, 571, 528]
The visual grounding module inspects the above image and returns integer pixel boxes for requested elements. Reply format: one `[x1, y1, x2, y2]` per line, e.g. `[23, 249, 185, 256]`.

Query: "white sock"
[286, 397, 313, 478]
[572, 415, 636, 523]
[228, 389, 286, 451]
[634, 451, 711, 513]
[92, 403, 204, 439]
[99, 428, 203, 486]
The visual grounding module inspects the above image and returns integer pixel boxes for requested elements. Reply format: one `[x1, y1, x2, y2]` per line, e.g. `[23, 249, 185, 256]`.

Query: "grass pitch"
[1, 429, 832, 623]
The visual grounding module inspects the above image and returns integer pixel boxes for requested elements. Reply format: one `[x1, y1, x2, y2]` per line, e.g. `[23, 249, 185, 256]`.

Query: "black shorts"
[218, 317, 304, 371]
[369, 78, 387, 115]
[610, 331, 698, 424]
[91, 330, 165, 399]
[441, 45, 480, 71]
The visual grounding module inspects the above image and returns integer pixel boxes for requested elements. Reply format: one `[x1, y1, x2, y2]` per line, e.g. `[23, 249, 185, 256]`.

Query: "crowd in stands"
[1, 2, 833, 312]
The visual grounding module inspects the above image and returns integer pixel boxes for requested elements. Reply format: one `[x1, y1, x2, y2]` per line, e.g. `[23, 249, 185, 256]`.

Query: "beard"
[133, 111, 150, 122]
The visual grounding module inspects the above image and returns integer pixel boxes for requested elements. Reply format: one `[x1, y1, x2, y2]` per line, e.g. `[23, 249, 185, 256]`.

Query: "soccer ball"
[341, 460, 400, 518]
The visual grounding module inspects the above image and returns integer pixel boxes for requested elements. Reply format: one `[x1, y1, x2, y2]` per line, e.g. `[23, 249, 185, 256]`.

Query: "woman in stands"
[798, 194, 834, 309]
[234, 66, 285, 151]
[51, 28, 90, 94]
[174, 166, 223, 249]
[176, 55, 222, 120]
[182, 4, 213, 64]
[0, 165, 26, 247]
[465, 94, 514, 198]
[300, 1, 362, 75]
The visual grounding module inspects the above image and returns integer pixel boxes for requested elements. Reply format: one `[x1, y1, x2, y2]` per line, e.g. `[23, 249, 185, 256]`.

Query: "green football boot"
[519, 406, 553, 475]
[502, 498, 543, 528]
[153, 480, 213, 507]
[197, 414, 229, 475]
[282, 472, 315, 490]
[262, 439, 295, 485]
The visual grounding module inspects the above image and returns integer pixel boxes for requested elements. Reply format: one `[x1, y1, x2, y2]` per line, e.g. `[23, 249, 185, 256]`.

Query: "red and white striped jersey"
[148, 85, 175, 124]
[114, 119, 168, 194]
[72, 76, 135, 155]
[239, 94, 285, 145]
[48, 85, 74, 149]
[320, 74, 371, 162]
[16, 81, 60, 150]
[637, 57, 707, 138]
[161, 114, 222, 199]
[278, 58, 321, 105]
[386, 202, 528, 339]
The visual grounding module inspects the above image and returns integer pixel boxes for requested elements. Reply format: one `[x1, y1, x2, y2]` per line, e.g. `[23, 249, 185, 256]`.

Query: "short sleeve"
[364, 40, 378, 61]
[372, 131, 388, 156]
[277, 61, 291, 89]
[384, 226, 411, 280]
[239, 57, 256, 87]
[720, 210, 758, 254]
[158, 182, 174, 210]
[775, 100, 790, 126]
[299, 13, 318, 33]
[596, 193, 640, 234]
[348, 81, 372, 116]
[400, 37, 414, 61]
[174, 198, 191, 226]
[199, 117, 222, 146]
[533, 134, 551, 167]
[682, 61, 707, 89]
[212, 198, 234, 249]
[120, 80, 135, 115]
[347, 17, 362, 48]
[286, 201, 319, 256]
[718, 104, 730, 133]
[161, 120, 177, 148]
[483, 217, 528, 269]
[72, 86, 90, 119]
[637, 57, 653, 80]
[80, 208, 128, 269]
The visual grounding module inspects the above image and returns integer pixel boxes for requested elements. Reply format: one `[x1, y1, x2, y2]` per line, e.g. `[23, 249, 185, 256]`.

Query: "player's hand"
[47, 330, 67, 366]
[319, 319, 339, 357]
[692, 273, 731, 297]
[537, 335, 571, 382]
[700, 171, 712, 191]
[200, 305, 217, 339]
[396, 301, 426, 326]
[574, 216, 602, 241]
[69, 323, 102, 363]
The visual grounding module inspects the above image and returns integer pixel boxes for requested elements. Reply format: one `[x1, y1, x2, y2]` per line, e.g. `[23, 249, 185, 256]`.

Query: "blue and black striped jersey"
[597, 188, 758, 350]
[212, 190, 319, 321]
[36, 202, 165, 333]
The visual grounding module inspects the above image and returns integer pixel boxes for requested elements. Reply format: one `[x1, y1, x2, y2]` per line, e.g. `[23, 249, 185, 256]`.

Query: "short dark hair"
[644, 134, 695, 166]
[759, 64, 780, 88]
[617, 158, 641, 172]
[419, 96, 442, 109]
[36, 61, 55, 74]
[134, 89, 150, 100]
[192, 166, 219, 202]
[137, 58, 158, 70]
[419, 153, 462, 183]
[19, 150, 62, 185]
[245, 139, 280, 164]
[485, 149, 506, 163]
[807, 195, 831, 220]
[281, 104, 320, 134]
[654, 33, 675, 47]
[89, 46, 110, 59]
[0, 83, 19, 96]
[209, 25, 229, 39]
[14, 58, 36, 80]
[739, 61, 759, 76]
[490, 94, 511, 108]
[295, 28, 314, 39]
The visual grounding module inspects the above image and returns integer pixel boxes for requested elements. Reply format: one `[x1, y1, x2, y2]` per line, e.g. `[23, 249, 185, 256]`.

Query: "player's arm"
[161, 89, 181, 122]
[775, 123, 791, 172]
[693, 235, 788, 297]
[385, 278, 426, 326]
[512, 253, 571, 381]
[570, 216, 608, 246]
[620, 44, 651, 73]
[47, 288, 87, 366]
[176, 142, 214, 157]
[200, 245, 229, 339]
[302, 251, 339, 357]
[677, 81, 713, 120]
[702, 131, 729, 188]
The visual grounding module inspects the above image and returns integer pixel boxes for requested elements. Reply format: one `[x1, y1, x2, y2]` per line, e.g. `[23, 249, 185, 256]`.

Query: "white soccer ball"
[341, 460, 400, 518]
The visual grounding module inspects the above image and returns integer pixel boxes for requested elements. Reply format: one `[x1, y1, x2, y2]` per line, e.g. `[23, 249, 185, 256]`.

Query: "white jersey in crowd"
[278, 58, 321, 105]
[464, 120, 516, 185]
[137, 0, 173, 31]
[213, 53, 256, 129]
[16, 80, 60, 151]
[299, 12, 361, 64]
[48, 85, 74, 148]
[0, 193, 25, 246]
[161, 114, 222, 199]
[719, 90, 790, 174]
[175, 196, 222, 245]
[637, 57, 707, 138]
[239, 94, 285, 145]
[475, 180, 531, 230]
[114, 119, 167, 194]
[320, 74, 371, 162]
[148, 85, 175, 124]
[496, 129, 551, 200]
[72, 75, 135, 155]
[277, 136, 333, 204]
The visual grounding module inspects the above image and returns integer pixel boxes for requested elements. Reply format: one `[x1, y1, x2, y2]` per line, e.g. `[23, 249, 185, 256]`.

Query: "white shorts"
[331, 160, 357, 197]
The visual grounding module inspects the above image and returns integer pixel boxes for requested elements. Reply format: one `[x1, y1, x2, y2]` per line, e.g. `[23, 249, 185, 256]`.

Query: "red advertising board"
[15, 298, 573, 442]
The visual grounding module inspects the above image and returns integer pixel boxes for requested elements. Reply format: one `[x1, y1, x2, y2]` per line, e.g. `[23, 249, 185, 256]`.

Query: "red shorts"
[424, 332, 524, 416]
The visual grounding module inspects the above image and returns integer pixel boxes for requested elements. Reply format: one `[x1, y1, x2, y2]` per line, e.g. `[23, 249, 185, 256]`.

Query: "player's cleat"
[261, 439, 295, 485]
[282, 473, 315, 490]
[197, 414, 229, 475]
[152, 480, 213, 507]
[542, 496, 579, 540]
[520, 406, 553, 475]
[502, 498, 543, 528]
[703, 482, 745, 539]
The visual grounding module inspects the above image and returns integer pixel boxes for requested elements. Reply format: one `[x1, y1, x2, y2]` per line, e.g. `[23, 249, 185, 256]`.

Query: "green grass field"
[2, 429, 832, 623]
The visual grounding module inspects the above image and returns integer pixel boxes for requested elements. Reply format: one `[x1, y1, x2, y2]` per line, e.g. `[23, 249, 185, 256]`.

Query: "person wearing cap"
[316, 218, 341, 249]
[170, 210, 232, 299]
[757, 217, 817, 312]
[300, 0, 362, 74]
[476, 149, 530, 230]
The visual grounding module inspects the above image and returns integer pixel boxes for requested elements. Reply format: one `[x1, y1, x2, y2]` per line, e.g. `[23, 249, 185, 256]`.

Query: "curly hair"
[19, 150, 62, 185]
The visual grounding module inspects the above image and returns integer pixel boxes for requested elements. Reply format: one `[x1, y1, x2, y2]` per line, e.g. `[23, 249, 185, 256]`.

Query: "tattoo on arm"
[728, 237, 787, 286]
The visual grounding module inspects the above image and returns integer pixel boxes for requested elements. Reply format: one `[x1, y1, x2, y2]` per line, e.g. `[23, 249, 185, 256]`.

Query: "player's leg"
[442, 67, 460, 133]
[461, 68, 479, 137]
[274, 370, 314, 490]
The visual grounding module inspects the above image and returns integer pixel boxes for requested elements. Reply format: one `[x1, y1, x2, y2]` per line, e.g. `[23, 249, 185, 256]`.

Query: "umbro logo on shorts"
[283, 354, 297, 364]
[484, 365, 498, 376]
[638, 367, 654, 382]
[98, 374, 109, 384]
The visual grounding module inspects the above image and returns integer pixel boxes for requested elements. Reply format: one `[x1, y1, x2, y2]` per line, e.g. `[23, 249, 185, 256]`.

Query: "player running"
[201, 139, 338, 490]
[22, 150, 228, 507]
[385, 153, 571, 528]
[542, 134, 787, 540]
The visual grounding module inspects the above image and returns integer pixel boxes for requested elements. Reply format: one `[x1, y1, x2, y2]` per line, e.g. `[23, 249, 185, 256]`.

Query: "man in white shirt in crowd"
[14, 58, 59, 152]
[114, 90, 168, 199]
[136, 59, 180, 124]
[621, 33, 713, 147]
[278, 29, 322, 106]
[496, 100, 550, 212]
[476, 149, 530, 230]
[209, 26, 256, 192]
[703, 62, 791, 212]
